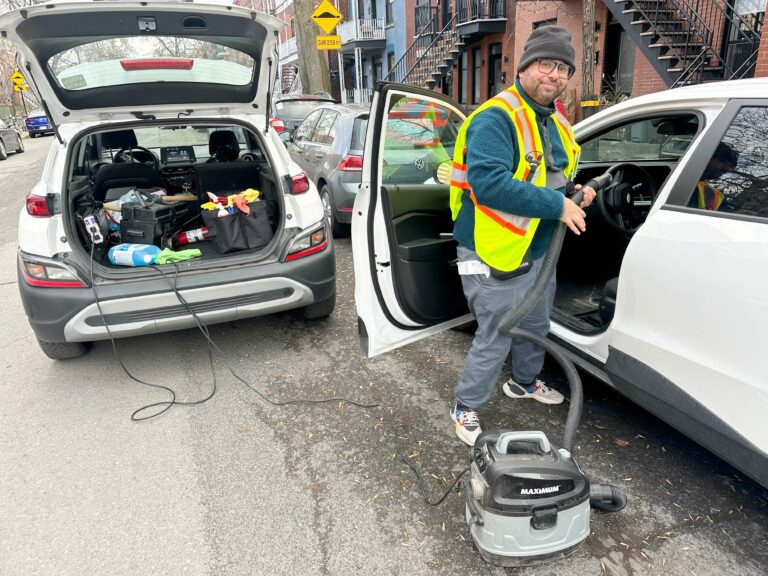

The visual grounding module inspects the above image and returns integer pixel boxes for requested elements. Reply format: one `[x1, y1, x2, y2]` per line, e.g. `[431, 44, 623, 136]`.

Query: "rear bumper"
[332, 181, 358, 224]
[18, 244, 335, 343]
[27, 126, 53, 135]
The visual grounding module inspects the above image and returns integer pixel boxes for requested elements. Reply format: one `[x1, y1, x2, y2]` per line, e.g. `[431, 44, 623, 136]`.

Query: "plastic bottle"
[107, 243, 162, 267]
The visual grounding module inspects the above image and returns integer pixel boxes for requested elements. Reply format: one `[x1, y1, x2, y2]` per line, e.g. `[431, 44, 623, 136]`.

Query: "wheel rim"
[0, 142, 5, 155]
[321, 190, 332, 227]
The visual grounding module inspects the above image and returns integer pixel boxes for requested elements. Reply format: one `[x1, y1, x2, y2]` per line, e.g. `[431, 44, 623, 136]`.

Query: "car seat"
[598, 277, 619, 324]
[93, 129, 164, 202]
[207, 130, 240, 162]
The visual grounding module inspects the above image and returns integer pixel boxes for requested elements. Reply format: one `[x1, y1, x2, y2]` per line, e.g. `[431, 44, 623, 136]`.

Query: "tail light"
[270, 118, 286, 133]
[291, 173, 310, 195]
[26, 193, 51, 216]
[120, 58, 194, 70]
[338, 155, 363, 172]
[285, 226, 328, 261]
[20, 257, 85, 288]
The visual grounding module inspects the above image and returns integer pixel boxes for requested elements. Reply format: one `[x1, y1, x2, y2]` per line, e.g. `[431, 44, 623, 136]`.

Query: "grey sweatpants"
[454, 246, 557, 409]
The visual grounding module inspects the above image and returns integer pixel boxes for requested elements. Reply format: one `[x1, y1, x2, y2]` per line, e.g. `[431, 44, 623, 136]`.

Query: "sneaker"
[450, 403, 482, 446]
[503, 378, 564, 405]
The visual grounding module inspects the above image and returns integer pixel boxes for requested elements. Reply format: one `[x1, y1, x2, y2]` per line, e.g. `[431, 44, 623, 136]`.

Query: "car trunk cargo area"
[65, 122, 283, 270]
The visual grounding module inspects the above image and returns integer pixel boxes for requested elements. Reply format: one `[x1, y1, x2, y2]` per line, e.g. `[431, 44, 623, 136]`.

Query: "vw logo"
[414, 157, 425, 170]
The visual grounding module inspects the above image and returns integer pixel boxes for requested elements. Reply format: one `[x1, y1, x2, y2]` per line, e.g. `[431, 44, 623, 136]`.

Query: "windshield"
[275, 100, 332, 119]
[47, 37, 254, 91]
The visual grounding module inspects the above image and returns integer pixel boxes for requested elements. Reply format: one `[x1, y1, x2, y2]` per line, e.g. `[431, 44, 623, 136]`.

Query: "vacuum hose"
[496, 176, 626, 513]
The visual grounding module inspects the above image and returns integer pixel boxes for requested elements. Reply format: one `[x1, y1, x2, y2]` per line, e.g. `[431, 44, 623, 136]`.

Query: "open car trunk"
[65, 121, 283, 270]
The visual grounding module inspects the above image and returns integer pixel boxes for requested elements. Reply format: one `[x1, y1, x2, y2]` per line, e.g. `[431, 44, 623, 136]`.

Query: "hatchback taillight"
[270, 118, 286, 133]
[26, 194, 50, 217]
[291, 173, 310, 195]
[20, 258, 85, 288]
[338, 155, 363, 172]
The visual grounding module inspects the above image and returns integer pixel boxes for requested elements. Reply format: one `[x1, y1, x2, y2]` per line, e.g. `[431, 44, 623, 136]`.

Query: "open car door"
[352, 83, 473, 357]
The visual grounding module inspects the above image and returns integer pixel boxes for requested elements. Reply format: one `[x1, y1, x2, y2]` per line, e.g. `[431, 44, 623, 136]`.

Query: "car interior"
[65, 123, 282, 268]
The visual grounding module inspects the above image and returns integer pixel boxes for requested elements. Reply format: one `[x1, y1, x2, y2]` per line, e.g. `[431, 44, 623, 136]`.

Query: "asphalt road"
[1, 134, 766, 576]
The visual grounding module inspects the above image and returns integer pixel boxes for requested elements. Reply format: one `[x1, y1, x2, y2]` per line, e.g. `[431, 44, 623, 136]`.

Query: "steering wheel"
[114, 146, 159, 170]
[596, 162, 657, 236]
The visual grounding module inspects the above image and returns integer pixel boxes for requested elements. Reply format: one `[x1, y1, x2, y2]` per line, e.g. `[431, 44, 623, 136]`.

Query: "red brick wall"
[756, 25, 768, 78]
[631, 47, 667, 96]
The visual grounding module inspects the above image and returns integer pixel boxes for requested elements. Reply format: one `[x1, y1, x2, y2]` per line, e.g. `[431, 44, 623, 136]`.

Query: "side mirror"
[279, 131, 292, 144]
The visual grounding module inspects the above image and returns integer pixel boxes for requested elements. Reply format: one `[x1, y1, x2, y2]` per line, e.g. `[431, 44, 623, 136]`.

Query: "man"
[448, 26, 596, 446]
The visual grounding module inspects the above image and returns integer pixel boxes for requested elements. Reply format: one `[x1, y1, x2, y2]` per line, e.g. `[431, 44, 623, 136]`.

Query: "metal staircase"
[604, 0, 763, 87]
[384, 8, 463, 89]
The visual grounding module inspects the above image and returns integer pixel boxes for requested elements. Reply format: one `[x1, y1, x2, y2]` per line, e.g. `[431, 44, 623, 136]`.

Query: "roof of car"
[274, 94, 336, 102]
[314, 103, 369, 115]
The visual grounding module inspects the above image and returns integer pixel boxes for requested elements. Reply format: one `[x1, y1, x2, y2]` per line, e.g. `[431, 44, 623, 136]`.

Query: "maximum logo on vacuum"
[520, 485, 561, 496]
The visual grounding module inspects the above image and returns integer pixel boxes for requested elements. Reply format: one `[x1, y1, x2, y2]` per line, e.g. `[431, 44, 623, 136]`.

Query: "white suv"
[352, 80, 768, 488]
[3, 0, 335, 359]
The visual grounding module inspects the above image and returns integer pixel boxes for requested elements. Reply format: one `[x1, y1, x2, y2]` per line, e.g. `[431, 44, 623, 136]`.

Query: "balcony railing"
[278, 36, 298, 61]
[345, 88, 374, 104]
[338, 18, 386, 43]
[457, 0, 506, 23]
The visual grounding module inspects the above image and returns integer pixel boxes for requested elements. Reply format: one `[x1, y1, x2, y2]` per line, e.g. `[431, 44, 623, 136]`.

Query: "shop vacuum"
[463, 175, 627, 567]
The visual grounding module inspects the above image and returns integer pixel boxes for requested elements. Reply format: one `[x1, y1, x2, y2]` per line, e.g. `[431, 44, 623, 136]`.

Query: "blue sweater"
[453, 82, 568, 260]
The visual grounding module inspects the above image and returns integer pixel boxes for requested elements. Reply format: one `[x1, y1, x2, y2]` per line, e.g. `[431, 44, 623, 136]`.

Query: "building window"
[458, 52, 468, 104]
[472, 48, 482, 104]
[533, 18, 557, 29]
[387, 51, 395, 75]
[386, 0, 394, 25]
[290, 19, 295, 37]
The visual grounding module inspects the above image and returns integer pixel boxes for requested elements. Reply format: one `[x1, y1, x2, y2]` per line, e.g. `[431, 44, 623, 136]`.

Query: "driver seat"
[207, 130, 240, 162]
[93, 129, 163, 203]
[598, 277, 619, 324]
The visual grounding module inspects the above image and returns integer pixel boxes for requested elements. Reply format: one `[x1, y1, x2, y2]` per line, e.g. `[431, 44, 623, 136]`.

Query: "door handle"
[314, 153, 324, 159]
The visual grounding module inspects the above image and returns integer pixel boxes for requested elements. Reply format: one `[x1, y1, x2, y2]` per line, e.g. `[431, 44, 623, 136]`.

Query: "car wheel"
[0, 140, 7, 161]
[15, 134, 24, 153]
[320, 185, 348, 238]
[302, 290, 336, 320]
[36, 338, 91, 360]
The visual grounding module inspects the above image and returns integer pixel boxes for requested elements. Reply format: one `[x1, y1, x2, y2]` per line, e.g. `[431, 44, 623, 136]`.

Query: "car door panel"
[352, 84, 472, 357]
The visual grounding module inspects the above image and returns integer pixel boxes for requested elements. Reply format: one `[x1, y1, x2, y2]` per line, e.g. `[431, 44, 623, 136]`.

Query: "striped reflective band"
[470, 192, 529, 236]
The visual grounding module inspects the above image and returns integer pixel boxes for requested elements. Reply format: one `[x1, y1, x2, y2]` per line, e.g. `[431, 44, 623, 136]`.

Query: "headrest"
[209, 130, 240, 155]
[102, 129, 138, 150]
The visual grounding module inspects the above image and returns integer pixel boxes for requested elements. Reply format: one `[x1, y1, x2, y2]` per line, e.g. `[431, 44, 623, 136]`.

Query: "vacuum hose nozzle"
[584, 172, 613, 194]
[590, 483, 627, 513]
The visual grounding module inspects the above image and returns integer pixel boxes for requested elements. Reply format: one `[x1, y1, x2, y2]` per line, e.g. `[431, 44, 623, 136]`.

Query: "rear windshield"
[351, 117, 368, 150]
[275, 100, 331, 119]
[47, 37, 254, 91]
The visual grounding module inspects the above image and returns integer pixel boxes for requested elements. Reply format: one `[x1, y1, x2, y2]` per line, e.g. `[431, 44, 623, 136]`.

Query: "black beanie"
[517, 26, 576, 74]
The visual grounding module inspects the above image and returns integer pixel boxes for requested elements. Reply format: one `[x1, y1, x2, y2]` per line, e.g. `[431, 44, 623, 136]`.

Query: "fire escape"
[384, 1, 506, 88]
[604, 0, 763, 87]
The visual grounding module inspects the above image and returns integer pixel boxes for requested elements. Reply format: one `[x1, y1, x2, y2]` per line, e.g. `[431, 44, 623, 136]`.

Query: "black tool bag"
[201, 201, 273, 254]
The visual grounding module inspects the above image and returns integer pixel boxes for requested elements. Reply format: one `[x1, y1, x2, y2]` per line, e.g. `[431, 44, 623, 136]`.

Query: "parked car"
[24, 109, 54, 137]
[0, 118, 24, 159]
[271, 93, 336, 134]
[352, 80, 768, 488]
[284, 103, 368, 237]
[3, 0, 335, 360]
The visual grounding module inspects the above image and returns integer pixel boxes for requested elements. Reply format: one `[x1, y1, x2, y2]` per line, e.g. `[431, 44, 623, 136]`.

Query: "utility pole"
[291, 0, 332, 94]
[581, 0, 597, 119]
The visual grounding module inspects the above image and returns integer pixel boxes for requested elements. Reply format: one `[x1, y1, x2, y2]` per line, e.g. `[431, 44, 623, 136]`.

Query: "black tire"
[15, 133, 24, 153]
[302, 291, 336, 320]
[36, 339, 91, 360]
[320, 185, 348, 238]
[0, 140, 7, 161]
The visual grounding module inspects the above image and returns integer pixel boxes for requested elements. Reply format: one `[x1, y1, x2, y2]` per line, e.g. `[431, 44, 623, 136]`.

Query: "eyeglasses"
[537, 59, 573, 79]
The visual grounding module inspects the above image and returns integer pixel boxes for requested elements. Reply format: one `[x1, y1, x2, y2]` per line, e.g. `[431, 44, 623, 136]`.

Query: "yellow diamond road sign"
[312, 0, 342, 35]
[10, 71, 25, 85]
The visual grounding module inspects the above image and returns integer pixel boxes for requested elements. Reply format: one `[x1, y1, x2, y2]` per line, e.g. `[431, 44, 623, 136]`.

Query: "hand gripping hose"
[496, 180, 627, 513]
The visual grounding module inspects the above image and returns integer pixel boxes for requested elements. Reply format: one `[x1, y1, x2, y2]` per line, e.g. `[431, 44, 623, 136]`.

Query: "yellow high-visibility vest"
[450, 85, 580, 272]
[696, 181, 725, 211]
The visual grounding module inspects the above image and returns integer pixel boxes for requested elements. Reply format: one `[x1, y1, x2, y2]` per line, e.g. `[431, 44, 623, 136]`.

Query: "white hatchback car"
[3, 0, 335, 360]
[352, 81, 768, 488]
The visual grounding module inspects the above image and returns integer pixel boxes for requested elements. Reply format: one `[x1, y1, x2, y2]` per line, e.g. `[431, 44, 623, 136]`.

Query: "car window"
[351, 117, 368, 150]
[381, 95, 461, 185]
[48, 37, 254, 90]
[681, 106, 768, 219]
[312, 110, 339, 145]
[294, 110, 323, 143]
[579, 116, 698, 162]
